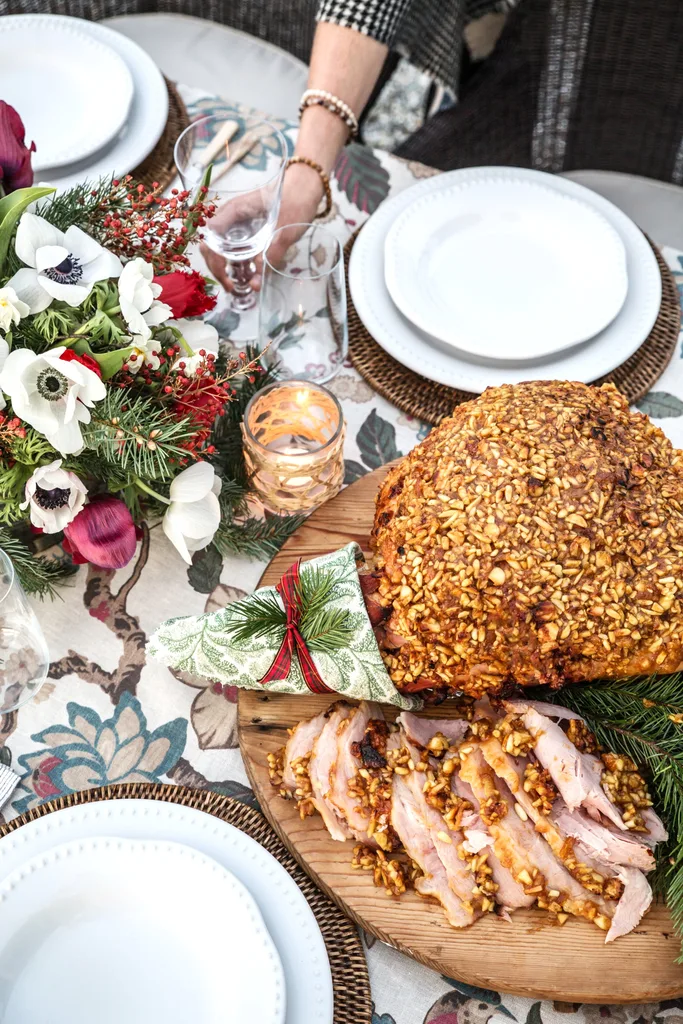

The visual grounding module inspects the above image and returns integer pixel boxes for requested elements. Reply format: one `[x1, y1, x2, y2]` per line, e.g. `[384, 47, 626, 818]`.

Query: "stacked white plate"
[0, 14, 170, 191]
[348, 166, 663, 391]
[0, 800, 333, 1023]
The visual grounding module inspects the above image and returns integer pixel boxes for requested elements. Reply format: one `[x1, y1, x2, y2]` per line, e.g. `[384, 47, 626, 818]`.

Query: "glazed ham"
[273, 699, 666, 942]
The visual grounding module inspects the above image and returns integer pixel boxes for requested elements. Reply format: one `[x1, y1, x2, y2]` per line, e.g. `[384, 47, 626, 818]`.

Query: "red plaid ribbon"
[259, 560, 334, 694]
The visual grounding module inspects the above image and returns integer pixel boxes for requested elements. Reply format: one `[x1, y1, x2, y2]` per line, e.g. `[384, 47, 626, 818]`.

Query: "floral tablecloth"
[6, 86, 683, 1024]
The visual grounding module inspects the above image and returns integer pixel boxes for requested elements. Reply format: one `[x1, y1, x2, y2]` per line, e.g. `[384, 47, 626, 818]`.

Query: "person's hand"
[200, 161, 325, 293]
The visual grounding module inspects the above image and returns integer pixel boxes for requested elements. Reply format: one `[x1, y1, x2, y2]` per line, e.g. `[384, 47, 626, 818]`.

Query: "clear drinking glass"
[259, 223, 348, 384]
[0, 549, 49, 712]
[174, 114, 288, 338]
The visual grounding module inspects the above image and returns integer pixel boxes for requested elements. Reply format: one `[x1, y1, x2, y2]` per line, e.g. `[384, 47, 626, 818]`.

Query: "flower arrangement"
[0, 103, 299, 596]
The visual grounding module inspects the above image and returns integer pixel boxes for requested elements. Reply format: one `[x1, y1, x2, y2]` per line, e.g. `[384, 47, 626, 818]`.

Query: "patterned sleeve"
[316, 0, 415, 47]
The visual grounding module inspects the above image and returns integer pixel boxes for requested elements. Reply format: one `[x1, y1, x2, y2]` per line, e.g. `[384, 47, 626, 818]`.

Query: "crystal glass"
[260, 223, 348, 384]
[242, 380, 345, 514]
[174, 114, 288, 338]
[0, 549, 49, 712]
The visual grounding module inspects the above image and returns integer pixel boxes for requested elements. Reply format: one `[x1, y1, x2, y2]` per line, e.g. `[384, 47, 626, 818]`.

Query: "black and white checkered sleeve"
[316, 0, 415, 46]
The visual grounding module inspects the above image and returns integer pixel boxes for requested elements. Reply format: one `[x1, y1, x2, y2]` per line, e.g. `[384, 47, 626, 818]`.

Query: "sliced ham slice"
[397, 712, 470, 750]
[606, 866, 653, 943]
[308, 702, 354, 841]
[282, 710, 328, 792]
[505, 702, 626, 831]
[453, 774, 534, 911]
[640, 808, 669, 846]
[504, 699, 588, 725]
[552, 801, 656, 872]
[459, 746, 613, 930]
[391, 773, 477, 929]
[398, 735, 487, 917]
[328, 701, 384, 843]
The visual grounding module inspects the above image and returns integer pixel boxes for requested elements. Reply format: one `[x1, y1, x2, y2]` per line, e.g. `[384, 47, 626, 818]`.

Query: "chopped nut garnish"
[492, 715, 535, 757]
[351, 845, 420, 897]
[523, 761, 559, 815]
[601, 751, 653, 831]
[566, 718, 599, 754]
[480, 791, 507, 825]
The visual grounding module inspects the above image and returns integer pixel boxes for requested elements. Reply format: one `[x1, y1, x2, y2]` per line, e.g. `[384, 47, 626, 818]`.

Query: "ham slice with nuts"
[328, 701, 385, 843]
[281, 709, 328, 793]
[308, 702, 354, 841]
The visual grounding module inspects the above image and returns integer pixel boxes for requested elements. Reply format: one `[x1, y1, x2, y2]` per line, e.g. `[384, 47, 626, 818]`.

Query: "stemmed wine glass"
[174, 114, 288, 339]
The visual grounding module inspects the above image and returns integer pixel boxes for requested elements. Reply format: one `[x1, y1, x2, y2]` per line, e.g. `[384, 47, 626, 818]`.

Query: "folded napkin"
[149, 542, 420, 709]
[0, 763, 20, 811]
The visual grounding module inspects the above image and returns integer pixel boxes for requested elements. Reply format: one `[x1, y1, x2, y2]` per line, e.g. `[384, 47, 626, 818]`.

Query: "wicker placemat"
[346, 231, 681, 426]
[0, 783, 372, 1024]
[131, 80, 190, 192]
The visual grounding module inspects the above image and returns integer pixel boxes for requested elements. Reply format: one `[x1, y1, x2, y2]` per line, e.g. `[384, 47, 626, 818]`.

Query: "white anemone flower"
[0, 286, 30, 333]
[162, 461, 222, 564]
[21, 459, 87, 533]
[0, 346, 106, 455]
[7, 213, 122, 313]
[118, 258, 172, 341]
[124, 336, 163, 375]
[170, 318, 219, 376]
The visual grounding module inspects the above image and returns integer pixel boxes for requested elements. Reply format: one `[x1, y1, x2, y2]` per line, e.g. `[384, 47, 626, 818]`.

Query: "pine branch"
[0, 529, 77, 598]
[539, 674, 683, 957]
[212, 512, 304, 560]
[82, 391, 198, 482]
[221, 591, 286, 645]
[34, 176, 116, 234]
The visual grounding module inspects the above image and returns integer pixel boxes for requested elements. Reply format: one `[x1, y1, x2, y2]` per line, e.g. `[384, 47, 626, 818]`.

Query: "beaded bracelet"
[299, 88, 360, 140]
[286, 156, 333, 219]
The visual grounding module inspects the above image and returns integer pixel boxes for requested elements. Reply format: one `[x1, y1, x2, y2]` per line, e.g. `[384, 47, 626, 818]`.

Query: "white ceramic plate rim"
[384, 176, 629, 360]
[349, 166, 662, 392]
[0, 799, 333, 1024]
[0, 16, 134, 171]
[0, 835, 285, 1024]
[5, 15, 169, 192]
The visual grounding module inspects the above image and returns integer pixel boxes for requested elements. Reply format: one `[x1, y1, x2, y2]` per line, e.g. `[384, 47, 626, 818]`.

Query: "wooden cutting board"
[238, 466, 683, 1003]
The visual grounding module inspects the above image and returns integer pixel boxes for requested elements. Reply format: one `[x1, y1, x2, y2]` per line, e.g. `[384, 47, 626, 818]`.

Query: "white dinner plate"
[0, 836, 285, 1024]
[0, 800, 333, 1024]
[349, 166, 662, 392]
[0, 16, 134, 172]
[384, 175, 628, 360]
[3, 15, 169, 192]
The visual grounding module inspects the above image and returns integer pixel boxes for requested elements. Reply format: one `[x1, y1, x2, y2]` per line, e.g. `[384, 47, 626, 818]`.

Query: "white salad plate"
[2, 15, 169, 191]
[0, 800, 333, 1024]
[0, 836, 285, 1024]
[349, 166, 662, 392]
[384, 175, 629, 360]
[0, 16, 134, 172]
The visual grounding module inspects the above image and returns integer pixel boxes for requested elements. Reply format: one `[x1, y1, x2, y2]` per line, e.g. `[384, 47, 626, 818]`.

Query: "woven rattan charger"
[0, 783, 372, 1024]
[346, 230, 681, 426]
[131, 80, 190, 192]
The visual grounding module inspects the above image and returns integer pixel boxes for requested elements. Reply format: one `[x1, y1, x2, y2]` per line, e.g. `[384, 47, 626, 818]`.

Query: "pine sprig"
[0, 529, 77, 598]
[539, 674, 683, 957]
[221, 566, 353, 653]
[34, 176, 116, 234]
[212, 512, 304, 561]
[82, 391, 197, 481]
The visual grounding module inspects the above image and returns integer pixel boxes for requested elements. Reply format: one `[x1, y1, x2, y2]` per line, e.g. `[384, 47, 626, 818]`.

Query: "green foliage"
[0, 185, 55, 270]
[539, 674, 683, 958]
[222, 565, 353, 653]
[212, 510, 304, 561]
[82, 391, 197, 483]
[34, 177, 116, 235]
[0, 528, 77, 598]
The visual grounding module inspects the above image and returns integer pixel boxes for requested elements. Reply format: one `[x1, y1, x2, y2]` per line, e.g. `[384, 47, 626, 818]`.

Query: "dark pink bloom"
[63, 496, 137, 569]
[33, 755, 62, 799]
[0, 102, 35, 193]
[153, 269, 217, 318]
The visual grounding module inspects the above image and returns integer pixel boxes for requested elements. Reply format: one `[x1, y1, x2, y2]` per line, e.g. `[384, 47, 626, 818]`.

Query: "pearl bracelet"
[299, 88, 360, 140]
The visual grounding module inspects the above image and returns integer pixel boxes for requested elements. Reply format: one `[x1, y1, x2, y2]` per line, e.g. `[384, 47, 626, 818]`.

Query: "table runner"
[4, 85, 683, 1024]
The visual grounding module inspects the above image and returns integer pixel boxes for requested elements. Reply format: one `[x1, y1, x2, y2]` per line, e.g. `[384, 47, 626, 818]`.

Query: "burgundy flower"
[0, 102, 35, 193]
[63, 495, 137, 569]
[153, 269, 217, 318]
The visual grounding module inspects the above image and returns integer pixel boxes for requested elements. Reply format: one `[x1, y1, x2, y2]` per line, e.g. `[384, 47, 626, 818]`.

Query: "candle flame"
[296, 388, 310, 407]
[296, 303, 305, 326]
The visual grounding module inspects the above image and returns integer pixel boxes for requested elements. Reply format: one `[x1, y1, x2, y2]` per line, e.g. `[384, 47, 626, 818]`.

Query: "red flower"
[153, 269, 217, 318]
[59, 348, 102, 378]
[63, 496, 137, 569]
[33, 755, 63, 799]
[0, 102, 35, 193]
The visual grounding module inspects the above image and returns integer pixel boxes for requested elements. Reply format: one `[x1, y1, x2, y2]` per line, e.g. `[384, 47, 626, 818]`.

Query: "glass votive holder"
[242, 380, 346, 514]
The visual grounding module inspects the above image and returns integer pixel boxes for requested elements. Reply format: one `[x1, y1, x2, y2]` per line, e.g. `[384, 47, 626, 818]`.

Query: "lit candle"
[242, 380, 345, 514]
